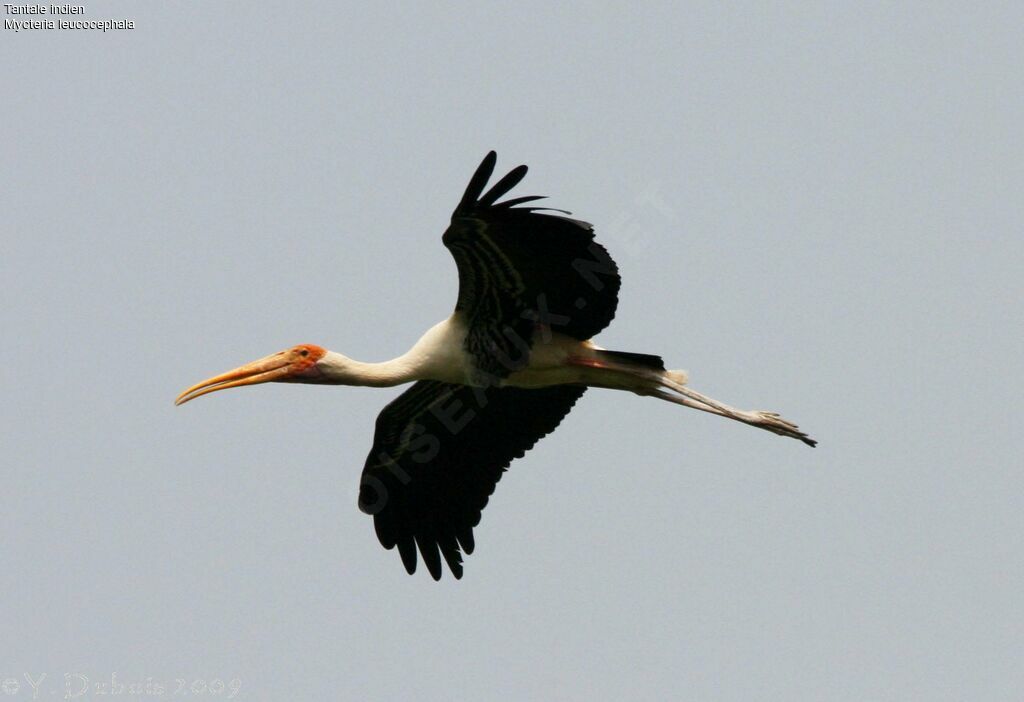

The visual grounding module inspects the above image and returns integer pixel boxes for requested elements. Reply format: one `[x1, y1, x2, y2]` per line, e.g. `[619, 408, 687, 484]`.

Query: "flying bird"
[176, 152, 816, 580]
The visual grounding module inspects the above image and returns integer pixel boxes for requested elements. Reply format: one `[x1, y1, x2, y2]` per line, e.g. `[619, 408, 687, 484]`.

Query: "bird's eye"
[299, 348, 309, 357]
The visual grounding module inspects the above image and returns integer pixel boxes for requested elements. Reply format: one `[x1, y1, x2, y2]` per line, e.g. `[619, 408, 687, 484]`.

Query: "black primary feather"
[443, 152, 622, 378]
[360, 381, 586, 580]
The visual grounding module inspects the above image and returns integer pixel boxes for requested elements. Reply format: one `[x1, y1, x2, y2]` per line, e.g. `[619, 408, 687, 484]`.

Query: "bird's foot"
[743, 410, 817, 447]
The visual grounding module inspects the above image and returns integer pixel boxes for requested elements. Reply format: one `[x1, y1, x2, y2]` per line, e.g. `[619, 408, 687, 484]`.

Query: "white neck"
[317, 350, 417, 388]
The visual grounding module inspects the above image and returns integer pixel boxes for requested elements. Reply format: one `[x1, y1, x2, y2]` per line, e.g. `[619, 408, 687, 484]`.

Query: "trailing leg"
[657, 370, 817, 447]
[572, 351, 816, 447]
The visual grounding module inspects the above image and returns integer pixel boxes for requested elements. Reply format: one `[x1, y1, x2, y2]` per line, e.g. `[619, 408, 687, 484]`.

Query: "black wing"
[443, 151, 621, 380]
[359, 380, 586, 580]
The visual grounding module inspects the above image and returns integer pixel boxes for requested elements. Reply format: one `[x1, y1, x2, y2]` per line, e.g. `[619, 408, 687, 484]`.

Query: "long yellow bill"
[175, 353, 294, 406]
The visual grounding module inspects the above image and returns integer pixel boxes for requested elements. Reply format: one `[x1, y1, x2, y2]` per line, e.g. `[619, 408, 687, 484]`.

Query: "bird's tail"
[593, 349, 667, 373]
[585, 349, 688, 392]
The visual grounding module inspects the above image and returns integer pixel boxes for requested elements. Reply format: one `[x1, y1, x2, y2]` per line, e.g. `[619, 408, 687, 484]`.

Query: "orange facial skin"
[175, 344, 327, 405]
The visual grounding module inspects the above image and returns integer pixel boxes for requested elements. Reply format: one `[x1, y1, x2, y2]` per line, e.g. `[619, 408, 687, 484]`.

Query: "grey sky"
[2, 2, 1022, 700]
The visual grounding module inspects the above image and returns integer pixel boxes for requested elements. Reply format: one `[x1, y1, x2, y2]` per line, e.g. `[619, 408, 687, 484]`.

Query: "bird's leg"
[567, 355, 816, 446]
[658, 376, 816, 447]
[646, 388, 736, 419]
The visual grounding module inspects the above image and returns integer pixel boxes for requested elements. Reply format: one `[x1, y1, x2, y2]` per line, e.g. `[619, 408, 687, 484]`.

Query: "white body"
[318, 314, 609, 389]
[293, 314, 807, 443]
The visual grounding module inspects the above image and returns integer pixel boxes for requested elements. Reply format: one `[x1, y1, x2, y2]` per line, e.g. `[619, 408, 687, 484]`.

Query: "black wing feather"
[478, 164, 529, 207]
[360, 380, 586, 580]
[456, 150, 497, 212]
[443, 152, 622, 378]
[493, 195, 547, 209]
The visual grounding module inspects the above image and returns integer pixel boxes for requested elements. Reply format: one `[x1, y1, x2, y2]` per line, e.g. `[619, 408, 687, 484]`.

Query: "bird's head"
[175, 344, 329, 406]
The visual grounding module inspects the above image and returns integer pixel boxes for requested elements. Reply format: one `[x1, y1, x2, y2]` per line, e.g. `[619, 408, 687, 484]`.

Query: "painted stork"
[176, 152, 816, 580]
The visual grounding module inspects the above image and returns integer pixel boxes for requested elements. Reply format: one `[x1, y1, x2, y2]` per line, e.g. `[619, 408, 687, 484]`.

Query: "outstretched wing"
[443, 151, 621, 380]
[359, 380, 586, 580]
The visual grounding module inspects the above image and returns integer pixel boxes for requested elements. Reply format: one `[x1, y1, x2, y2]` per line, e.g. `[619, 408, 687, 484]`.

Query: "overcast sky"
[2, 2, 1022, 700]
